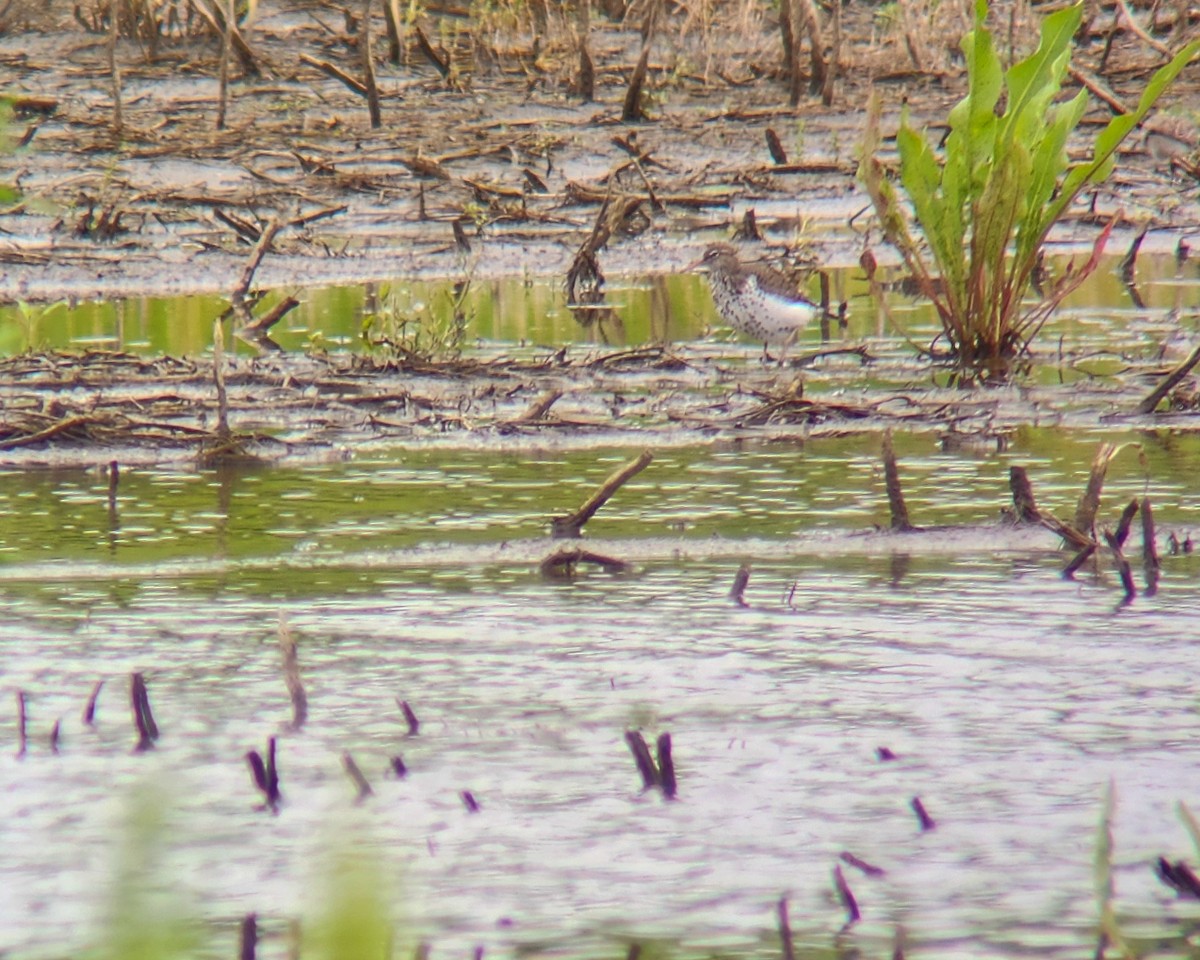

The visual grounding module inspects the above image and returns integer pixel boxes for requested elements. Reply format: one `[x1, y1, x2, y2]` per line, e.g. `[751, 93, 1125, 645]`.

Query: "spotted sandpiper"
[688, 243, 818, 360]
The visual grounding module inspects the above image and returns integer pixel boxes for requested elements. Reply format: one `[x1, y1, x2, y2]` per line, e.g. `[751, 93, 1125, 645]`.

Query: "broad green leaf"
[1016, 88, 1088, 262]
[899, 122, 967, 306]
[1051, 38, 1200, 225]
[950, 7, 1003, 200]
[1000, 3, 1082, 147]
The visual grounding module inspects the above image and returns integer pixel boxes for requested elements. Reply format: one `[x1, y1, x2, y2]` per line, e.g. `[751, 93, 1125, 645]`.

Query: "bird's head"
[685, 243, 739, 274]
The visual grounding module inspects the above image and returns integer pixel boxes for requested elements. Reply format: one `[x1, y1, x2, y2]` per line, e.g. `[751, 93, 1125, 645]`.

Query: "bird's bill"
[683, 253, 710, 272]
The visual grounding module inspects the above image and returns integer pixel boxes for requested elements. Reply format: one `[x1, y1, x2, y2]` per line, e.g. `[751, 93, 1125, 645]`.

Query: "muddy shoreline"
[4, 2, 1200, 303]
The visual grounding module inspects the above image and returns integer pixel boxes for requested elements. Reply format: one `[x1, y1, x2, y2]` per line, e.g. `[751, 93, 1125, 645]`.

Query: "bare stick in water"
[778, 896, 796, 960]
[83, 679, 104, 727]
[131, 672, 158, 752]
[246, 736, 282, 811]
[1074, 442, 1120, 536]
[624, 731, 658, 790]
[361, 0, 381, 128]
[279, 615, 308, 731]
[1102, 529, 1136, 604]
[655, 732, 676, 800]
[1137, 341, 1200, 414]
[882, 430, 915, 532]
[1008, 466, 1041, 523]
[398, 699, 419, 736]
[551, 450, 654, 539]
[343, 751, 374, 803]
[840, 851, 885, 876]
[1113, 498, 1139, 548]
[833, 865, 861, 926]
[910, 796, 935, 831]
[240, 913, 258, 960]
[729, 563, 751, 607]
[16, 691, 27, 758]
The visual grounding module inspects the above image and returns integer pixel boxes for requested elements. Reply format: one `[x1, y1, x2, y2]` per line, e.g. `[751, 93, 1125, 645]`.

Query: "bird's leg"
[760, 343, 774, 364]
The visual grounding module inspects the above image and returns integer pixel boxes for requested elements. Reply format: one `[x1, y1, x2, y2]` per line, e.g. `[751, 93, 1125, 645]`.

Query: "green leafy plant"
[860, 0, 1200, 383]
[360, 280, 473, 362]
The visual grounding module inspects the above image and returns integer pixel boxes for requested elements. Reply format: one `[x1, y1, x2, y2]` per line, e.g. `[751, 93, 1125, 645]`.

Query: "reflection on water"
[1, 252, 1197, 363]
[1, 437, 1199, 958]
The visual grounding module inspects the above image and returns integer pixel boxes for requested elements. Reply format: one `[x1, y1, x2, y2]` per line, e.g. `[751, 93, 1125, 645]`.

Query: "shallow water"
[1, 434, 1199, 959]
[2, 251, 1197, 365]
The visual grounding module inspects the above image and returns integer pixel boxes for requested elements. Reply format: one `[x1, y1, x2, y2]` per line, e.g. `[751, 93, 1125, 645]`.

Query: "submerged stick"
[1063, 544, 1097, 579]
[624, 731, 658, 790]
[343, 751, 374, 803]
[514, 388, 563, 424]
[1142, 498, 1160, 568]
[279, 615, 308, 731]
[398, 699, 419, 736]
[131, 672, 158, 752]
[49, 719, 60, 754]
[460, 790, 481, 813]
[1074, 442, 1118, 537]
[540, 548, 631, 579]
[16, 691, 27, 758]
[840, 851, 886, 876]
[1114, 498, 1139, 548]
[778, 896, 796, 960]
[83, 679, 104, 727]
[1008, 466, 1041, 523]
[910, 796, 935, 831]
[1156, 857, 1200, 898]
[833, 865, 861, 926]
[233, 219, 282, 307]
[1102, 529, 1136, 604]
[551, 450, 653, 538]
[655, 732, 676, 800]
[729, 563, 751, 607]
[212, 314, 230, 441]
[246, 737, 282, 812]
[881, 430, 915, 532]
[241, 296, 299, 339]
[240, 913, 258, 960]
[1136, 340, 1200, 414]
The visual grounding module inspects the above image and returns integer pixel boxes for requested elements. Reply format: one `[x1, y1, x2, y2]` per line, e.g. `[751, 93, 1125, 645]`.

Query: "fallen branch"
[299, 53, 369, 95]
[1136, 340, 1200, 414]
[551, 449, 653, 538]
[540, 547, 631, 577]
